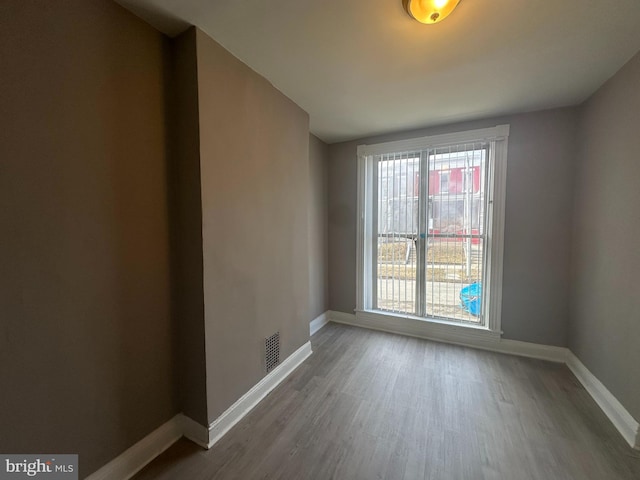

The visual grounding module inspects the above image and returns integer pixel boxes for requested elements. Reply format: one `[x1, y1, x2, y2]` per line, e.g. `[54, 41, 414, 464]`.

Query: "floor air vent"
[265, 332, 280, 373]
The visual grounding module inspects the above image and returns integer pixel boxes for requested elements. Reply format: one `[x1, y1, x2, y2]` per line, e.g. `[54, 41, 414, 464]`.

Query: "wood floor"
[134, 323, 640, 480]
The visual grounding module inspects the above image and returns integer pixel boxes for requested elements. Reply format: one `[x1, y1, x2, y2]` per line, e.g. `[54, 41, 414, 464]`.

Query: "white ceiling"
[117, 0, 640, 143]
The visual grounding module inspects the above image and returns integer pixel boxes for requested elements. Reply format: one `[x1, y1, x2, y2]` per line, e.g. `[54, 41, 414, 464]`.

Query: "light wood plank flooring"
[135, 323, 640, 479]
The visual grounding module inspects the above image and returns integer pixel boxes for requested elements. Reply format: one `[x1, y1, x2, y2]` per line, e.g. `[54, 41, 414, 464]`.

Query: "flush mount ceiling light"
[403, 0, 461, 24]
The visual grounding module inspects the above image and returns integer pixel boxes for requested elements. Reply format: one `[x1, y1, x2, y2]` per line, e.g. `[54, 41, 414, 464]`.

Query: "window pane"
[375, 152, 419, 315]
[425, 144, 487, 323]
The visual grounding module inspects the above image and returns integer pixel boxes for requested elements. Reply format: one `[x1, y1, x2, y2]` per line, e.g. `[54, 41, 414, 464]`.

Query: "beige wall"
[193, 29, 311, 422]
[0, 0, 176, 476]
[308, 134, 330, 321]
[328, 108, 579, 346]
[570, 51, 640, 420]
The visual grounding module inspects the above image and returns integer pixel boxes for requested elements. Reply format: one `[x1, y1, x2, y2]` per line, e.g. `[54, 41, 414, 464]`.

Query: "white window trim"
[356, 125, 509, 337]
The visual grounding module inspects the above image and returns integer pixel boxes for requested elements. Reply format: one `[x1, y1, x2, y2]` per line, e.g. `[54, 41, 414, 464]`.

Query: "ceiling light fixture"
[403, 0, 461, 25]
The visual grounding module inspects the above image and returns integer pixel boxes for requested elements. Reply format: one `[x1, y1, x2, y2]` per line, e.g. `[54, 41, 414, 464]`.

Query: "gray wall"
[328, 108, 579, 346]
[0, 0, 176, 476]
[308, 134, 330, 321]
[570, 51, 640, 420]
[169, 28, 208, 426]
[193, 29, 311, 423]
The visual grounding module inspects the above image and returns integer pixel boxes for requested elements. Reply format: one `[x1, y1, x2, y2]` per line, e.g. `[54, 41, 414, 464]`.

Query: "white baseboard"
[180, 414, 210, 449]
[329, 310, 568, 363]
[184, 341, 313, 449]
[353, 309, 503, 348]
[490, 338, 569, 363]
[206, 341, 312, 448]
[310, 312, 329, 336]
[327, 310, 356, 324]
[86, 414, 183, 480]
[566, 352, 640, 449]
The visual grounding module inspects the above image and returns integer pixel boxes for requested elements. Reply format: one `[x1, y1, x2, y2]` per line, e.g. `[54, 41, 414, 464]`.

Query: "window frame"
[356, 125, 509, 335]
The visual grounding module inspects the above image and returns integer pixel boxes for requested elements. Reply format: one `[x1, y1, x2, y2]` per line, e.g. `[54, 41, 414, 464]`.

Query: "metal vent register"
[265, 332, 280, 373]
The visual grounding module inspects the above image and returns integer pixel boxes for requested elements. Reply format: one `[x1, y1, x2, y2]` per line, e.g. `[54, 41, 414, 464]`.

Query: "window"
[356, 125, 509, 333]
